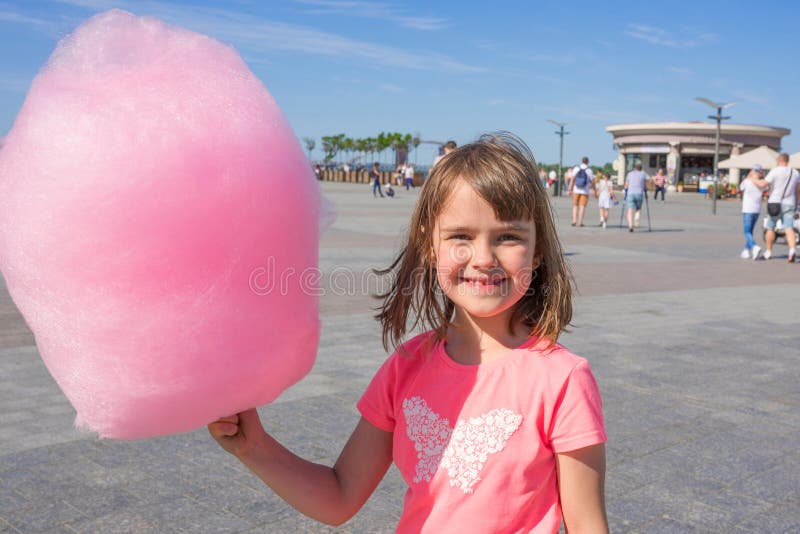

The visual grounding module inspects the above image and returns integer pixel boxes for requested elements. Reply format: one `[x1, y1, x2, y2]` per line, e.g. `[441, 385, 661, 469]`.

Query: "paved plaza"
[1, 182, 799, 533]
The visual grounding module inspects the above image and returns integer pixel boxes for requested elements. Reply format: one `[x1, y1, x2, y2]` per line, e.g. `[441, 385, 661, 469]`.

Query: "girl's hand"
[208, 408, 267, 460]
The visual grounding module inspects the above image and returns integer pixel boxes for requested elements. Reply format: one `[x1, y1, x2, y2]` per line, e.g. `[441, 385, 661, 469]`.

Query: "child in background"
[596, 172, 615, 228]
[385, 183, 395, 198]
[209, 133, 608, 533]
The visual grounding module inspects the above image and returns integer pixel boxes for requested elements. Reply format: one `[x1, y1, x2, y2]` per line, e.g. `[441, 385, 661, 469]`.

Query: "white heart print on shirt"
[403, 396, 523, 494]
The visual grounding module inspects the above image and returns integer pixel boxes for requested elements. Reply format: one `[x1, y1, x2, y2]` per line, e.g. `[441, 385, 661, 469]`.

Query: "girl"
[209, 133, 608, 533]
[596, 172, 615, 228]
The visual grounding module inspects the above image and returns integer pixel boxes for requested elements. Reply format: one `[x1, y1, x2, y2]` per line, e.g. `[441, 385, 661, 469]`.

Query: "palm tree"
[391, 132, 411, 167]
[302, 137, 315, 161]
[342, 137, 353, 166]
[366, 137, 378, 166]
[376, 132, 389, 168]
[321, 135, 335, 163]
[412, 133, 421, 165]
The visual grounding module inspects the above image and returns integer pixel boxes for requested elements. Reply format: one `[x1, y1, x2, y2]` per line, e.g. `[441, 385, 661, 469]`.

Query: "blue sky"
[1, 0, 798, 166]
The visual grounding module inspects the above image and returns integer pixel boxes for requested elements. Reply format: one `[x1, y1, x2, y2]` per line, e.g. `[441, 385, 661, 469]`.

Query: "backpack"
[574, 166, 589, 188]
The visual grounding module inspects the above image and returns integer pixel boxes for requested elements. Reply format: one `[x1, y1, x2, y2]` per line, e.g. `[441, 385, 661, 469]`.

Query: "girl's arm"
[556, 443, 609, 534]
[209, 410, 393, 526]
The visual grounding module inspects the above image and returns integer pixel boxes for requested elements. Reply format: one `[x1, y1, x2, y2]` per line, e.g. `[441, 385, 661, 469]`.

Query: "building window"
[625, 154, 642, 171]
[648, 154, 667, 169]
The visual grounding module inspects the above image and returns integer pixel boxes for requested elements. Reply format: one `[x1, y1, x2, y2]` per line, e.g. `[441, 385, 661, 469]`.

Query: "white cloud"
[39, 1, 483, 74]
[378, 83, 404, 93]
[666, 66, 692, 79]
[625, 23, 718, 49]
[731, 90, 771, 108]
[519, 52, 576, 64]
[487, 98, 510, 107]
[294, 0, 448, 30]
[0, 9, 50, 27]
[539, 104, 647, 123]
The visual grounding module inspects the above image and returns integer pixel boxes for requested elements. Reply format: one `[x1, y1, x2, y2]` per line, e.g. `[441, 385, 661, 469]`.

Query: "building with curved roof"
[606, 122, 791, 190]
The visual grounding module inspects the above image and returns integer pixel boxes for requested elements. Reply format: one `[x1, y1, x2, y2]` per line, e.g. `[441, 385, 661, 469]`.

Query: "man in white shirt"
[404, 162, 415, 190]
[763, 153, 800, 262]
[567, 157, 595, 227]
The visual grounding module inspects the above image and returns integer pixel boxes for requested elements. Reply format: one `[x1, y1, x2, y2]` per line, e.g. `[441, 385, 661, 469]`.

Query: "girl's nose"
[471, 241, 498, 268]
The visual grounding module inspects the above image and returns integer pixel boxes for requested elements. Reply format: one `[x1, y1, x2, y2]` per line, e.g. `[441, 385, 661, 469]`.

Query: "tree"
[302, 137, 315, 161]
[320, 133, 345, 163]
[376, 132, 389, 166]
[412, 133, 421, 165]
[321, 136, 335, 163]
[342, 137, 353, 165]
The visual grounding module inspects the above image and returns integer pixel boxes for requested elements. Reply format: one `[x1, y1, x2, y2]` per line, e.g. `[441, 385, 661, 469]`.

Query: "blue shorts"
[626, 193, 643, 210]
[765, 206, 796, 231]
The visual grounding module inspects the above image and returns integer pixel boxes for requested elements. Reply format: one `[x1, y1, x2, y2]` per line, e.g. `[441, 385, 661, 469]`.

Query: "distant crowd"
[738, 153, 799, 262]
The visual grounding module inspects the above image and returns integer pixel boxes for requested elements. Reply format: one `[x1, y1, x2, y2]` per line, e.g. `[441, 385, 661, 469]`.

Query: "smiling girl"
[209, 133, 608, 533]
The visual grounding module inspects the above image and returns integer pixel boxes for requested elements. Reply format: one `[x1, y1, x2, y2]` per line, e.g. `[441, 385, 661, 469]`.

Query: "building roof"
[606, 122, 790, 137]
[606, 122, 791, 154]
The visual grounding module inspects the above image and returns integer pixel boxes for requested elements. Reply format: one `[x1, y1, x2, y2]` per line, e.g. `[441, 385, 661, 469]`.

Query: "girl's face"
[432, 180, 539, 321]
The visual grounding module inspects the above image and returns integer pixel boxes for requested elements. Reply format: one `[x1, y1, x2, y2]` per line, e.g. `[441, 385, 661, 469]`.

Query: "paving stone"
[1, 185, 799, 531]
[2, 499, 87, 533]
[731, 501, 800, 532]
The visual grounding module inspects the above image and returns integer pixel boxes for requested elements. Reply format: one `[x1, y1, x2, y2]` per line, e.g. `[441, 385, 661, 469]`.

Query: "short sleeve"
[549, 360, 606, 453]
[356, 355, 398, 433]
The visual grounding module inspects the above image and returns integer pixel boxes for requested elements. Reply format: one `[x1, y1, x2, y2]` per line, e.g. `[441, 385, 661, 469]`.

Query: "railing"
[317, 169, 424, 186]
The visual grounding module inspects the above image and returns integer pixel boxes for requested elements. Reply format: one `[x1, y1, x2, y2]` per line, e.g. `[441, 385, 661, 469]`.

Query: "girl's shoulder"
[527, 341, 594, 375]
[387, 331, 439, 363]
[374, 331, 438, 383]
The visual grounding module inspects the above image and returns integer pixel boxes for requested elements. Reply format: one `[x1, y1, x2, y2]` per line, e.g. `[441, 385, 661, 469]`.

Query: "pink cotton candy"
[0, 10, 327, 439]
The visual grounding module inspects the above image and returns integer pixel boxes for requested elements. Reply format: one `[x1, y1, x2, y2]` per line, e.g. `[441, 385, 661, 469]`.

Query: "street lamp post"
[547, 119, 569, 197]
[695, 97, 735, 215]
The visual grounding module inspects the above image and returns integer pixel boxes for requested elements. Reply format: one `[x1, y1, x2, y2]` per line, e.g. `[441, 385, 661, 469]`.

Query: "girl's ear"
[532, 254, 542, 271]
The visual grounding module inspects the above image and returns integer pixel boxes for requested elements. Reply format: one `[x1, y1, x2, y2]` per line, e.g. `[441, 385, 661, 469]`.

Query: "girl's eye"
[448, 234, 471, 240]
[499, 234, 521, 242]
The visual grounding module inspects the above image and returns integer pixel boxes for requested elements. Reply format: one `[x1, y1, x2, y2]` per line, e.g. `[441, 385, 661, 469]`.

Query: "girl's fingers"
[208, 421, 240, 438]
[216, 414, 239, 424]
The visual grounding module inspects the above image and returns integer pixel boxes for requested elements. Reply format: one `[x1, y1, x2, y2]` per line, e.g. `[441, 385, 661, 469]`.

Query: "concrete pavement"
[0, 183, 798, 532]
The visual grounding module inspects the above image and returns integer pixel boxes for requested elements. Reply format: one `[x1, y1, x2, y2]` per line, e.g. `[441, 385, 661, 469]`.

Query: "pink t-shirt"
[357, 332, 606, 533]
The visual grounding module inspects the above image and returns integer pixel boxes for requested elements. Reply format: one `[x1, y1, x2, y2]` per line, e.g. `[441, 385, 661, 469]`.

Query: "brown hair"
[778, 153, 789, 164]
[374, 132, 573, 352]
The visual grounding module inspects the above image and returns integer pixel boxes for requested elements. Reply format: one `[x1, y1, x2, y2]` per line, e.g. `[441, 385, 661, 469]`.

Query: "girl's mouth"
[459, 276, 508, 288]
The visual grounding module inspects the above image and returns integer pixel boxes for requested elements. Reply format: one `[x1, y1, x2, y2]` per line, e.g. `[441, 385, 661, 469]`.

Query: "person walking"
[595, 172, 615, 228]
[653, 168, 667, 202]
[568, 157, 595, 227]
[403, 162, 415, 190]
[624, 163, 649, 233]
[371, 162, 384, 198]
[763, 153, 800, 262]
[739, 164, 767, 259]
